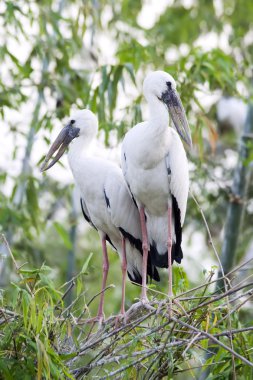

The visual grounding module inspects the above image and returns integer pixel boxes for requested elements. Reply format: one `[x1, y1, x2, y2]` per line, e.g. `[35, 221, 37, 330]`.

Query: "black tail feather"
[127, 264, 160, 286]
[148, 193, 184, 268]
[149, 242, 183, 268]
[127, 270, 142, 285]
[173, 245, 183, 264]
[119, 227, 160, 283]
[147, 255, 160, 282]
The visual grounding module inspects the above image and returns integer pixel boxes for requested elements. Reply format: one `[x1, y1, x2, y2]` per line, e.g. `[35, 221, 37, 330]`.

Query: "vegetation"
[0, 0, 253, 379]
[1, 234, 253, 379]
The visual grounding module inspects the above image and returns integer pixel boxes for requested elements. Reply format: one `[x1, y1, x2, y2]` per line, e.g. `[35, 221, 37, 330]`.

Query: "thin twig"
[171, 316, 253, 368]
[216, 290, 253, 325]
[0, 234, 33, 296]
[190, 191, 236, 376]
[76, 284, 115, 323]
[73, 323, 253, 377]
[182, 332, 202, 357]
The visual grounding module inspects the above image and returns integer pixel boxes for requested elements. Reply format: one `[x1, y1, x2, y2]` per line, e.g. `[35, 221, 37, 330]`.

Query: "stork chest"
[124, 127, 173, 214]
[127, 160, 170, 215]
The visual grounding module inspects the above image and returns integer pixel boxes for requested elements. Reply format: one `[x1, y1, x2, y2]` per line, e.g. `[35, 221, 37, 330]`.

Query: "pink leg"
[96, 236, 109, 321]
[120, 237, 127, 315]
[168, 204, 173, 297]
[139, 206, 149, 302]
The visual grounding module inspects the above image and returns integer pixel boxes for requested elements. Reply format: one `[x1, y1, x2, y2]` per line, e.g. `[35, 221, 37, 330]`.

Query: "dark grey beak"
[40, 123, 80, 172]
[161, 88, 192, 147]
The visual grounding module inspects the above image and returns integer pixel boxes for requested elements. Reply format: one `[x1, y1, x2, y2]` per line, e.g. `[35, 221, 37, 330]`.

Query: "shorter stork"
[41, 109, 159, 322]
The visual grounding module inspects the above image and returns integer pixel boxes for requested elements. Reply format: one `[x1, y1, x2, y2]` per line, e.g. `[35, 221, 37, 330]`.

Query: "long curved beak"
[161, 89, 192, 147]
[40, 123, 80, 172]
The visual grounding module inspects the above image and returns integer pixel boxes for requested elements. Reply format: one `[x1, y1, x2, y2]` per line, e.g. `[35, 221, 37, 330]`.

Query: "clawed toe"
[80, 315, 105, 326]
[156, 297, 187, 319]
[114, 313, 125, 328]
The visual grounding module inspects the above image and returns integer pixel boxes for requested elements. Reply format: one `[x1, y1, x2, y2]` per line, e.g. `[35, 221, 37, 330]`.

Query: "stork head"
[143, 71, 192, 147]
[40, 109, 98, 172]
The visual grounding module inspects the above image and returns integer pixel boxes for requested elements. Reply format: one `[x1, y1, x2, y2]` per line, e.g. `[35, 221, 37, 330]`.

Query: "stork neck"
[147, 96, 169, 133]
[67, 135, 91, 168]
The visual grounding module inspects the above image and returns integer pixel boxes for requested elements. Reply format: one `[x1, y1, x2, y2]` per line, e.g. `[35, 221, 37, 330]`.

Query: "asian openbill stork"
[41, 109, 159, 322]
[121, 71, 192, 304]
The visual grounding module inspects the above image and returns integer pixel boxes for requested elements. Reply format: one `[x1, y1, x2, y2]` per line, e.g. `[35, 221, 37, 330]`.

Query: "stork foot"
[156, 297, 187, 319]
[172, 298, 188, 316]
[140, 295, 149, 304]
[81, 314, 105, 326]
[141, 298, 155, 311]
[114, 313, 125, 329]
[124, 300, 155, 323]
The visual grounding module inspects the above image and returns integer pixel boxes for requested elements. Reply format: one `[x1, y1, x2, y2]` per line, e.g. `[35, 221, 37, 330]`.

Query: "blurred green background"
[0, 0, 252, 319]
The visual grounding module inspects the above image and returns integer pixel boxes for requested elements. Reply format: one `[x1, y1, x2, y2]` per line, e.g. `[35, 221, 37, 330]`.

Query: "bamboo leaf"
[81, 252, 93, 274]
[53, 222, 72, 250]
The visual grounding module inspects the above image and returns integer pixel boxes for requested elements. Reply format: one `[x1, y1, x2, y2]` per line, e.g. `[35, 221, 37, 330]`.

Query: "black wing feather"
[80, 198, 97, 230]
[103, 188, 110, 208]
[171, 194, 183, 264]
[80, 198, 116, 250]
[119, 227, 160, 283]
[122, 152, 138, 208]
[149, 155, 183, 267]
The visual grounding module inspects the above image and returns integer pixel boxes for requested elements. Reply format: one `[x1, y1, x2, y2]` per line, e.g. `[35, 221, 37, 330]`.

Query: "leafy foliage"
[1, 255, 253, 379]
[0, 0, 253, 378]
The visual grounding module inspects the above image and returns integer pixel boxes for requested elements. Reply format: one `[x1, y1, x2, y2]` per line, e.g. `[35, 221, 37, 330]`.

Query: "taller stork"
[121, 71, 192, 303]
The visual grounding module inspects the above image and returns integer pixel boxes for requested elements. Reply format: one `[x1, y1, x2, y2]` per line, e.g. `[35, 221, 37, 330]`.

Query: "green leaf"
[26, 177, 39, 229]
[81, 252, 93, 274]
[21, 290, 31, 329]
[124, 63, 136, 85]
[53, 222, 72, 250]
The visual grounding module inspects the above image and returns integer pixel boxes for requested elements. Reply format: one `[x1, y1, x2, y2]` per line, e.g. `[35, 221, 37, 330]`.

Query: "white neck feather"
[67, 135, 92, 170]
[146, 95, 169, 134]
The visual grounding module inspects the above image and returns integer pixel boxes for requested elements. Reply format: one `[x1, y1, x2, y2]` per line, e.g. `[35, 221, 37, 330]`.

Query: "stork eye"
[70, 119, 75, 125]
[166, 81, 172, 89]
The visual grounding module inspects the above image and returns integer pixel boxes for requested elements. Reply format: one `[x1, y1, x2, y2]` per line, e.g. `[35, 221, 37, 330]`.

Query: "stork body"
[68, 153, 153, 285]
[122, 125, 188, 267]
[41, 110, 159, 321]
[122, 71, 191, 301]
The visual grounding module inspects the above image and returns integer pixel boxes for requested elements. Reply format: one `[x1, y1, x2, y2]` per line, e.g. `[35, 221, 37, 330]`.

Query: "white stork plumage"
[121, 71, 192, 302]
[41, 109, 159, 322]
